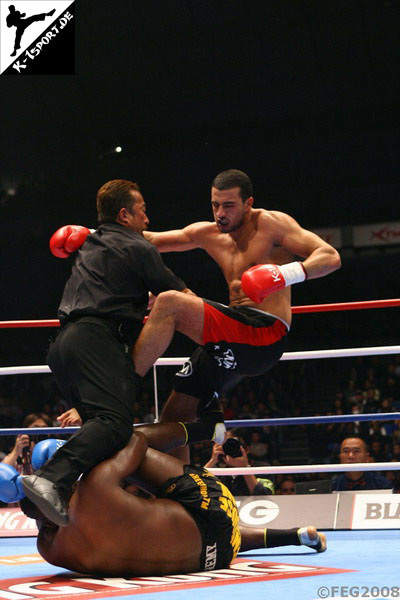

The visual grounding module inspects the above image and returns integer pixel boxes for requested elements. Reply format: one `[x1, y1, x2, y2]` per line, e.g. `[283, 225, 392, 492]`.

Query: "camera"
[222, 437, 243, 458]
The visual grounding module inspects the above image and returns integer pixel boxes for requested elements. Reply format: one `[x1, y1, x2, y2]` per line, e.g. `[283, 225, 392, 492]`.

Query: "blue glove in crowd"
[0, 439, 66, 503]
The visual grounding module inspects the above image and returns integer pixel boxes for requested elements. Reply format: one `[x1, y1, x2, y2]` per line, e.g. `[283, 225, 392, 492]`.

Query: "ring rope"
[291, 298, 400, 313]
[0, 411, 399, 437]
[2, 344, 399, 377]
[1, 298, 399, 329]
[209, 461, 400, 477]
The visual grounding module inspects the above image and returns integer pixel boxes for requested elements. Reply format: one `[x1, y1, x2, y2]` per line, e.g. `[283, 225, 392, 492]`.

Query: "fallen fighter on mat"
[13, 421, 326, 576]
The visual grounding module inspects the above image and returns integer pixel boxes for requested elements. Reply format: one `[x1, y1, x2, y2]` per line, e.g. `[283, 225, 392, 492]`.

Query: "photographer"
[1, 412, 54, 476]
[204, 431, 274, 495]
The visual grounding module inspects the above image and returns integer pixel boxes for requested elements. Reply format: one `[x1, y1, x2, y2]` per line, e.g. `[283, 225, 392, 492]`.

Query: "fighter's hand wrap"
[49, 225, 93, 258]
[241, 262, 308, 303]
[0, 464, 25, 503]
[31, 439, 66, 471]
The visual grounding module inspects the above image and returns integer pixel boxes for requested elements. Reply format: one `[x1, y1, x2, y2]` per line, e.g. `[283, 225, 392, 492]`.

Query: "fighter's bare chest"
[203, 233, 277, 278]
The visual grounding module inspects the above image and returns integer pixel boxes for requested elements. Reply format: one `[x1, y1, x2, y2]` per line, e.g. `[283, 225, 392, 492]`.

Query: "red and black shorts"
[173, 299, 288, 404]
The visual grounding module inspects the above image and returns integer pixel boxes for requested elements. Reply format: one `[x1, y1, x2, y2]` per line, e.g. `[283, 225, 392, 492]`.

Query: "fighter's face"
[211, 187, 252, 233]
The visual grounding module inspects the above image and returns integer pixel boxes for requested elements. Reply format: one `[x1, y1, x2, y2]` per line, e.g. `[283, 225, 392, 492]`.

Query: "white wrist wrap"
[280, 262, 307, 286]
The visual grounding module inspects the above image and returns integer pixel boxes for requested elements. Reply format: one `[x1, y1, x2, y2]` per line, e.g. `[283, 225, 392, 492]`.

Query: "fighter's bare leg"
[133, 291, 205, 377]
[159, 391, 200, 462]
[239, 526, 327, 552]
[135, 422, 187, 453]
[161, 391, 200, 423]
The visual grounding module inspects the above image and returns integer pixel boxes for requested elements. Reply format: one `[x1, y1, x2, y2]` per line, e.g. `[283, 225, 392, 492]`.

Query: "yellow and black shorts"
[159, 465, 241, 571]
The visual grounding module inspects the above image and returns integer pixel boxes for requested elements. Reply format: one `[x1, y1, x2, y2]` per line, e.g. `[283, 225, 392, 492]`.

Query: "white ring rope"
[209, 462, 400, 477]
[1, 344, 400, 376]
[2, 344, 399, 478]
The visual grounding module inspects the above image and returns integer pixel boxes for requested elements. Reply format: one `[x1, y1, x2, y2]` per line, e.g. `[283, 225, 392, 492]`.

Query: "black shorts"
[173, 299, 288, 404]
[159, 465, 240, 571]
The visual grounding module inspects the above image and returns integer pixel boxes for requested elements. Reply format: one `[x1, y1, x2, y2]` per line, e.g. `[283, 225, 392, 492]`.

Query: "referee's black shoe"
[22, 475, 68, 527]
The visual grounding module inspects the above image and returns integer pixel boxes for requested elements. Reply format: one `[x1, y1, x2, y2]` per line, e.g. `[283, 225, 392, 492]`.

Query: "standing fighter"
[133, 169, 341, 457]
[50, 170, 341, 461]
[22, 179, 222, 527]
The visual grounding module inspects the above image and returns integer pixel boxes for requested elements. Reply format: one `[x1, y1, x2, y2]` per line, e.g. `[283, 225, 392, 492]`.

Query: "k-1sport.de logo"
[0, 0, 75, 75]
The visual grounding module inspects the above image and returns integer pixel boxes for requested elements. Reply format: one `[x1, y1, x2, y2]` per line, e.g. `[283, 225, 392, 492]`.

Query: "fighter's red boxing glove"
[241, 262, 308, 303]
[49, 225, 92, 258]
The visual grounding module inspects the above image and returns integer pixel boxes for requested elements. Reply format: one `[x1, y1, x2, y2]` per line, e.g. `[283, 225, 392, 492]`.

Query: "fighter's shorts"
[173, 299, 288, 404]
[159, 465, 241, 571]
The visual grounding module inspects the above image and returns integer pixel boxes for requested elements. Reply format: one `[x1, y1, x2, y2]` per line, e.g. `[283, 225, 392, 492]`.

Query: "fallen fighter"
[9, 421, 326, 575]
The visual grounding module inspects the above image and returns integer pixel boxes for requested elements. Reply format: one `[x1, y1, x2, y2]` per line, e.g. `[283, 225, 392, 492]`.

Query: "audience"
[1, 412, 54, 475]
[277, 478, 296, 495]
[204, 430, 274, 496]
[0, 355, 399, 498]
[331, 437, 393, 492]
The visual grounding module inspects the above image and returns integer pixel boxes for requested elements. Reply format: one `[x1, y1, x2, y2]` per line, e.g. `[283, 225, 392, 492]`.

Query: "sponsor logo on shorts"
[204, 542, 217, 571]
[213, 347, 237, 370]
[176, 360, 193, 377]
[164, 483, 176, 495]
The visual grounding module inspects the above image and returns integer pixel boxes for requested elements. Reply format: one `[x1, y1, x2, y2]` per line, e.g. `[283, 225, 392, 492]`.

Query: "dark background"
[0, 0, 399, 366]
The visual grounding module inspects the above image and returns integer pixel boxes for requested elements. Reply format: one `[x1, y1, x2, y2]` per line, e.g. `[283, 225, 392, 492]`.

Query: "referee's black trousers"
[36, 317, 138, 493]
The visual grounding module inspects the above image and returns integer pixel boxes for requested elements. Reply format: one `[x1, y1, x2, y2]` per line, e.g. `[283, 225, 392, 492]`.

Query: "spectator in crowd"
[1, 412, 54, 475]
[344, 380, 362, 409]
[204, 431, 274, 496]
[368, 421, 388, 445]
[369, 439, 389, 463]
[389, 442, 400, 462]
[361, 384, 380, 413]
[331, 437, 393, 491]
[237, 403, 257, 421]
[247, 430, 269, 462]
[276, 478, 296, 495]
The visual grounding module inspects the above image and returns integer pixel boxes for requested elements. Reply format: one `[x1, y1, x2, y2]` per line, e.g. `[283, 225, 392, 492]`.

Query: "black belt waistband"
[60, 315, 138, 345]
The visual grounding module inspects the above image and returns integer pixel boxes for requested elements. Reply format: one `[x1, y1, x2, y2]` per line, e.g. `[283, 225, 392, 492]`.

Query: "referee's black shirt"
[58, 223, 187, 330]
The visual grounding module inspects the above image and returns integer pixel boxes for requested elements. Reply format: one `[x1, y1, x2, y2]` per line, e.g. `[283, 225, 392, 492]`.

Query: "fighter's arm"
[143, 221, 212, 253]
[269, 211, 341, 279]
[87, 432, 148, 488]
[241, 211, 341, 303]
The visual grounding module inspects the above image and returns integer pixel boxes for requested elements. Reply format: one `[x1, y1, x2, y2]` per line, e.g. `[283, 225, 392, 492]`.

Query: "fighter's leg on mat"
[239, 526, 327, 553]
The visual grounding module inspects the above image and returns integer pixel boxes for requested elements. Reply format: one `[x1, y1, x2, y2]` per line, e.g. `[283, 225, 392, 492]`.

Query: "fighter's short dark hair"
[212, 169, 253, 201]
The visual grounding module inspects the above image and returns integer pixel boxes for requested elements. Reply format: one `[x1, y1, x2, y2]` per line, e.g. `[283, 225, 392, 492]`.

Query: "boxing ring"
[0, 298, 399, 600]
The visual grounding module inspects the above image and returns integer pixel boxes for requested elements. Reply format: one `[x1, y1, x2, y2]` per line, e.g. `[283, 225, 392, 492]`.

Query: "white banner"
[351, 494, 400, 529]
[353, 222, 400, 247]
